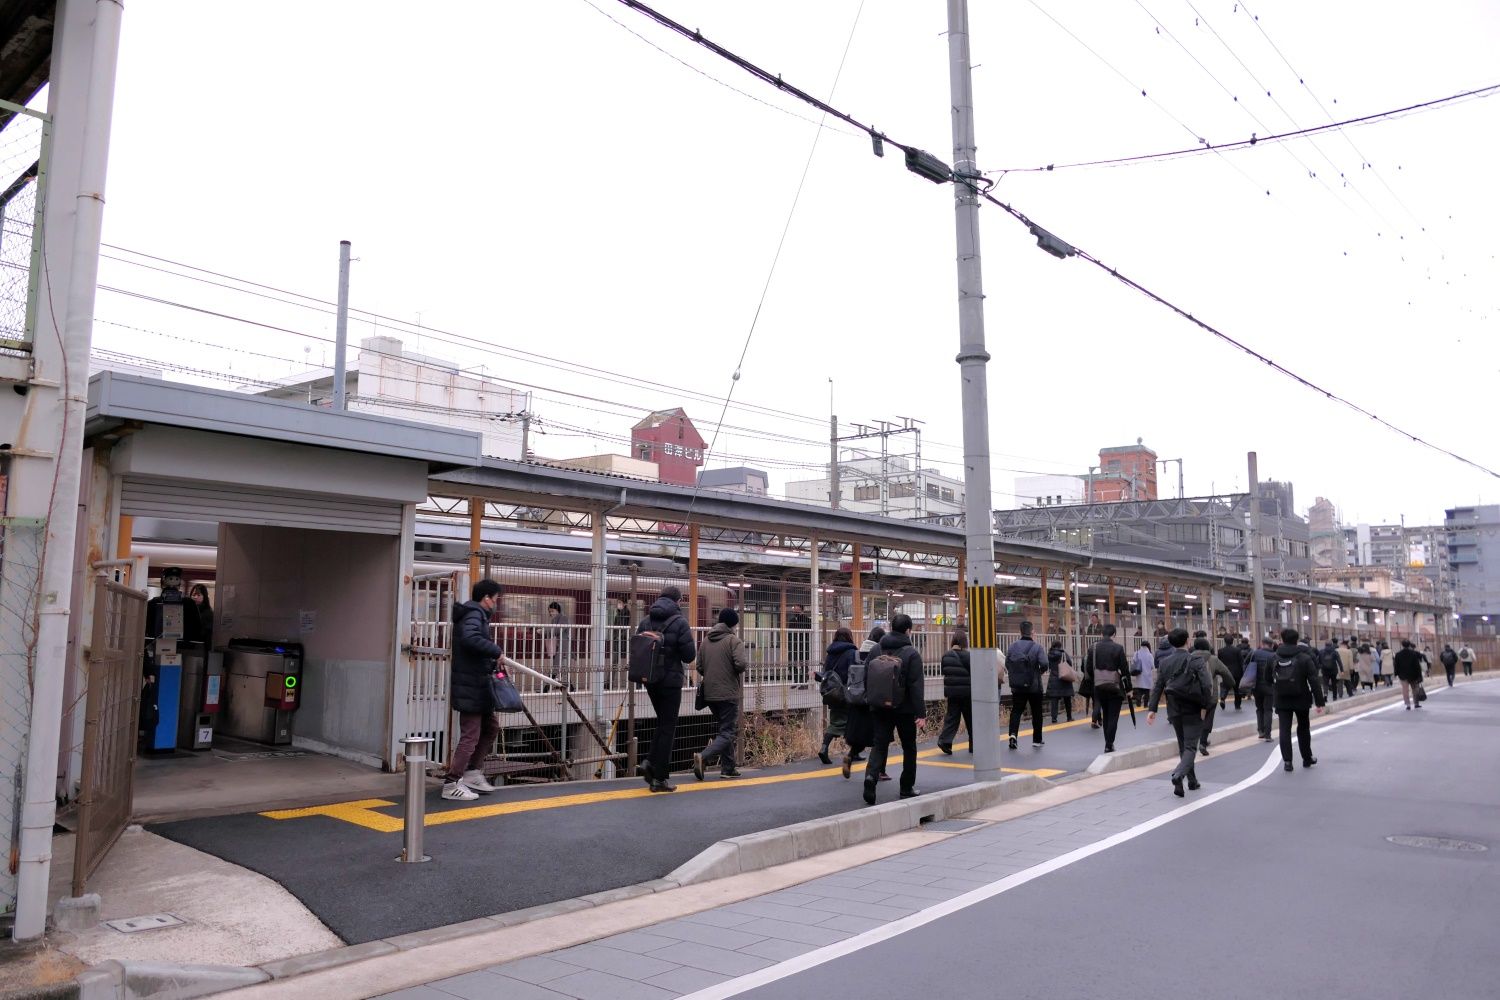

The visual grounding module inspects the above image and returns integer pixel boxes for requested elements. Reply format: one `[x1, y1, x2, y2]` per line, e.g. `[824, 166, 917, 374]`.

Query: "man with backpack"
[1084, 624, 1131, 753]
[861, 613, 926, 806]
[1004, 621, 1050, 750]
[1147, 628, 1210, 797]
[1189, 634, 1236, 755]
[630, 585, 697, 793]
[1217, 633, 1245, 711]
[1271, 628, 1326, 773]
[1458, 644, 1475, 677]
[1439, 644, 1459, 687]
[1319, 638, 1342, 702]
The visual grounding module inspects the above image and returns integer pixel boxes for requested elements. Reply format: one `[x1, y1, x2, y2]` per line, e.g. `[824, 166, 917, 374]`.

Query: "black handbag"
[695, 684, 708, 711]
[489, 669, 525, 713]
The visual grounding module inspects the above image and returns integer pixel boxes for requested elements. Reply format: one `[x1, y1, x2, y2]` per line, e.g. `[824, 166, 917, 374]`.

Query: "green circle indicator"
[285, 676, 298, 689]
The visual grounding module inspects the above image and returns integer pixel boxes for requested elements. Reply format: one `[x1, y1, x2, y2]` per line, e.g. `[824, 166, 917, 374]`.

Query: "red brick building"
[1088, 440, 1158, 501]
[632, 408, 706, 486]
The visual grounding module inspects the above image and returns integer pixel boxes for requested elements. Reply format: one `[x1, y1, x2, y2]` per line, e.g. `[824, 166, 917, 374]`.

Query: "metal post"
[829, 415, 840, 509]
[333, 240, 351, 411]
[809, 535, 821, 676]
[468, 498, 483, 590]
[851, 542, 863, 633]
[947, 0, 1002, 782]
[1248, 452, 1266, 640]
[688, 524, 700, 628]
[627, 563, 638, 775]
[397, 736, 432, 863]
[590, 511, 609, 773]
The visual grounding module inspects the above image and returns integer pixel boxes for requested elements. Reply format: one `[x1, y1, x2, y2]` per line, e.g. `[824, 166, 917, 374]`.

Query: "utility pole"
[1248, 452, 1266, 640]
[829, 414, 840, 508]
[946, 0, 1002, 783]
[333, 240, 351, 411]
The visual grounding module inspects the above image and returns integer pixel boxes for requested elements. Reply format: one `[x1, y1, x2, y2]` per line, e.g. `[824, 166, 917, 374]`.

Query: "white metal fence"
[0, 98, 49, 351]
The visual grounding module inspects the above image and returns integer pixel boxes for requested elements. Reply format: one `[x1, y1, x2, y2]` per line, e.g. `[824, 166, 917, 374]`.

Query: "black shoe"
[649, 779, 676, 793]
[1105, 745, 1115, 753]
[1008, 737, 1018, 750]
[692, 753, 705, 781]
[938, 743, 953, 756]
[639, 761, 654, 786]
[863, 780, 877, 806]
[1187, 779, 1201, 791]
[1032, 740, 1045, 748]
[818, 749, 832, 765]
[1172, 777, 1185, 797]
[841, 755, 852, 780]
[720, 769, 742, 779]
[878, 772, 891, 782]
[1303, 757, 1317, 768]
[899, 788, 921, 799]
[1090, 722, 1101, 729]
[1199, 745, 1210, 756]
[1283, 762, 1294, 772]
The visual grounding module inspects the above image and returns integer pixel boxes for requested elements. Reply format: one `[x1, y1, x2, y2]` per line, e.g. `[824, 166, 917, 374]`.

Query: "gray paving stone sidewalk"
[376, 774, 1206, 1000]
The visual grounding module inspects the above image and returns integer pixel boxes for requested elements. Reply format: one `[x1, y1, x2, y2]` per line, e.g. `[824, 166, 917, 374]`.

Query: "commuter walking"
[1356, 643, 1375, 691]
[637, 585, 697, 793]
[1085, 624, 1131, 753]
[692, 608, 747, 780]
[841, 625, 884, 779]
[1147, 628, 1209, 797]
[1131, 640, 1155, 709]
[1270, 628, 1327, 772]
[786, 604, 812, 681]
[1393, 638, 1425, 711]
[1439, 644, 1459, 687]
[1458, 644, 1475, 677]
[1217, 633, 1245, 711]
[1419, 646, 1433, 679]
[1319, 638, 1342, 702]
[1046, 640, 1075, 723]
[818, 627, 859, 764]
[189, 584, 214, 648]
[442, 579, 504, 801]
[862, 614, 925, 806]
[938, 630, 973, 755]
[1190, 634, 1236, 755]
[1246, 637, 1277, 741]
[1339, 640, 1358, 696]
[1004, 622, 1050, 749]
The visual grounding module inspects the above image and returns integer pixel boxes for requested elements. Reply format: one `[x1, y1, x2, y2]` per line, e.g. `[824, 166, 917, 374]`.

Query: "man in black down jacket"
[1217, 634, 1245, 711]
[937, 630, 971, 756]
[1085, 624, 1131, 753]
[1271, 627, 1326, 772]
[637, 585, 697, 792]
[443, 579, 505, 801]
[863, 613, 925, 806]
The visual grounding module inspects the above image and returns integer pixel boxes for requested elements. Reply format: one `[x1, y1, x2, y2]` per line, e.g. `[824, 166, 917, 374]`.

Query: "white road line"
[679, 691, 1438, 1000]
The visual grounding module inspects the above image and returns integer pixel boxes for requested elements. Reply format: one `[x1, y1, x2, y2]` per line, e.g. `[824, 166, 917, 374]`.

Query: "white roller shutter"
[121, 477, 403, 535]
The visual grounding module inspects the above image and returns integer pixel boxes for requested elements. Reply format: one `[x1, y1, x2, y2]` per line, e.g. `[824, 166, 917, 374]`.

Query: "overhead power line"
[611, 0, 1499, 480]
[991, 80, 1500, 174]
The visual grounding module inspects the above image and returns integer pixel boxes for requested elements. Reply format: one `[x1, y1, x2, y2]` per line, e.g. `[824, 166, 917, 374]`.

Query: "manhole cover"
[1385, 835, 1487, 853]
[104, 913, 186, 933]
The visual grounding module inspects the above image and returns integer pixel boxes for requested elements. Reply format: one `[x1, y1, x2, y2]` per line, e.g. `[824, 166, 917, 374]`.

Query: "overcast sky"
[82, 0, 1498, 525]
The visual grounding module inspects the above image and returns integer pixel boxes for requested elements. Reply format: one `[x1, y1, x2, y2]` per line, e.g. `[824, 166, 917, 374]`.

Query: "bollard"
[397, 736, 433, 863]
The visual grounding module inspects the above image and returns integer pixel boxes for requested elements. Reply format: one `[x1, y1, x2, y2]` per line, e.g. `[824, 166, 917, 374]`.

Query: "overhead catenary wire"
[609, 0, 1498, 480]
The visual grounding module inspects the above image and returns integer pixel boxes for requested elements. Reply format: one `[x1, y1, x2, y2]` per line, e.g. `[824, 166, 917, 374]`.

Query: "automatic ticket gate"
[221, 639, 304, 745]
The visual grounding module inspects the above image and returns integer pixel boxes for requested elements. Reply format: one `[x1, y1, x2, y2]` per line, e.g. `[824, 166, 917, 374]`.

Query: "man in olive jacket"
[863, 614, 926, 806]
[637, 585, 698, 792]
[442, 579, 505, 801]
[693, 608, 748, 780]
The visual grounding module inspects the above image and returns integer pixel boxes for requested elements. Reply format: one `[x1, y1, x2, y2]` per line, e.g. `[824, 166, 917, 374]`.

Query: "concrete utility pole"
[1248, 452, 1266, 639]
[946, 0, 1002, 782]
[7, 0, 125, 941]
[333, 239, 351, 411]
[829, 414, 840, 508]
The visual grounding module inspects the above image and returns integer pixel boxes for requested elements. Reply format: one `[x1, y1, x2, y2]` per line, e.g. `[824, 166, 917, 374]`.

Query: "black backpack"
[628, 621, 675, 685]
[864, 652, 905, 710]
[1319, 648, 1340, 675]
[1163, 651, 1207, 706]
[1273, 655, 1302, 697]
[845, 659, 869, 707]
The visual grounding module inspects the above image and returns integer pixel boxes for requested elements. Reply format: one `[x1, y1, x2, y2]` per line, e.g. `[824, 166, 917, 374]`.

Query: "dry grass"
[738, 709, 824, 769]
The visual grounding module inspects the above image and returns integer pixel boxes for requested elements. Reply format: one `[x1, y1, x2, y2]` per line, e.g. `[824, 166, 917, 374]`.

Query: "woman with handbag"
[817, 628, 859, 764]
[1046, 640, 1076, 723]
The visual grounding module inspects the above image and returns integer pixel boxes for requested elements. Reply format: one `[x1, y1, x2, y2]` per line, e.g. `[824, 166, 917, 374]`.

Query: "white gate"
[405, 571, 458, 767]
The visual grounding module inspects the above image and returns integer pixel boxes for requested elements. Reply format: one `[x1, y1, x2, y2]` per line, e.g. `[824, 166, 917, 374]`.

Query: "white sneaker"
[442, 780, 478, 801]
[461, 770, 496, 793]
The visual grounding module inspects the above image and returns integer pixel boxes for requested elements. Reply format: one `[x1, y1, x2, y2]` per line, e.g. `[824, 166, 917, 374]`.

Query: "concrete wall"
[216, 524, 398, 767]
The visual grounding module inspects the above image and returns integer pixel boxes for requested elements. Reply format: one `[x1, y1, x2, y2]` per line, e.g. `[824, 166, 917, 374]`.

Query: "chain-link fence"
[0, 517, 46, 917]
[0, 99, 50, 351]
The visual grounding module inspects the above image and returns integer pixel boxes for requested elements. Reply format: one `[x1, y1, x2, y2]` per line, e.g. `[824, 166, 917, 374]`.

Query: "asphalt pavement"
[147, 700, 1154, 944]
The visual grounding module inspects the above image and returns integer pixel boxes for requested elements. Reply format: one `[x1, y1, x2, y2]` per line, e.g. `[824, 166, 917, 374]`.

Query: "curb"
[75, 961, 267, 1000]
[1082, 683, 1411, 776]
[666, 772, 1049, 884]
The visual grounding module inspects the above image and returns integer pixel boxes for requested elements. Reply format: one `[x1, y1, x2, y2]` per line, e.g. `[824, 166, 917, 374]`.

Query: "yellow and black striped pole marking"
[968, 584, 996, 648]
